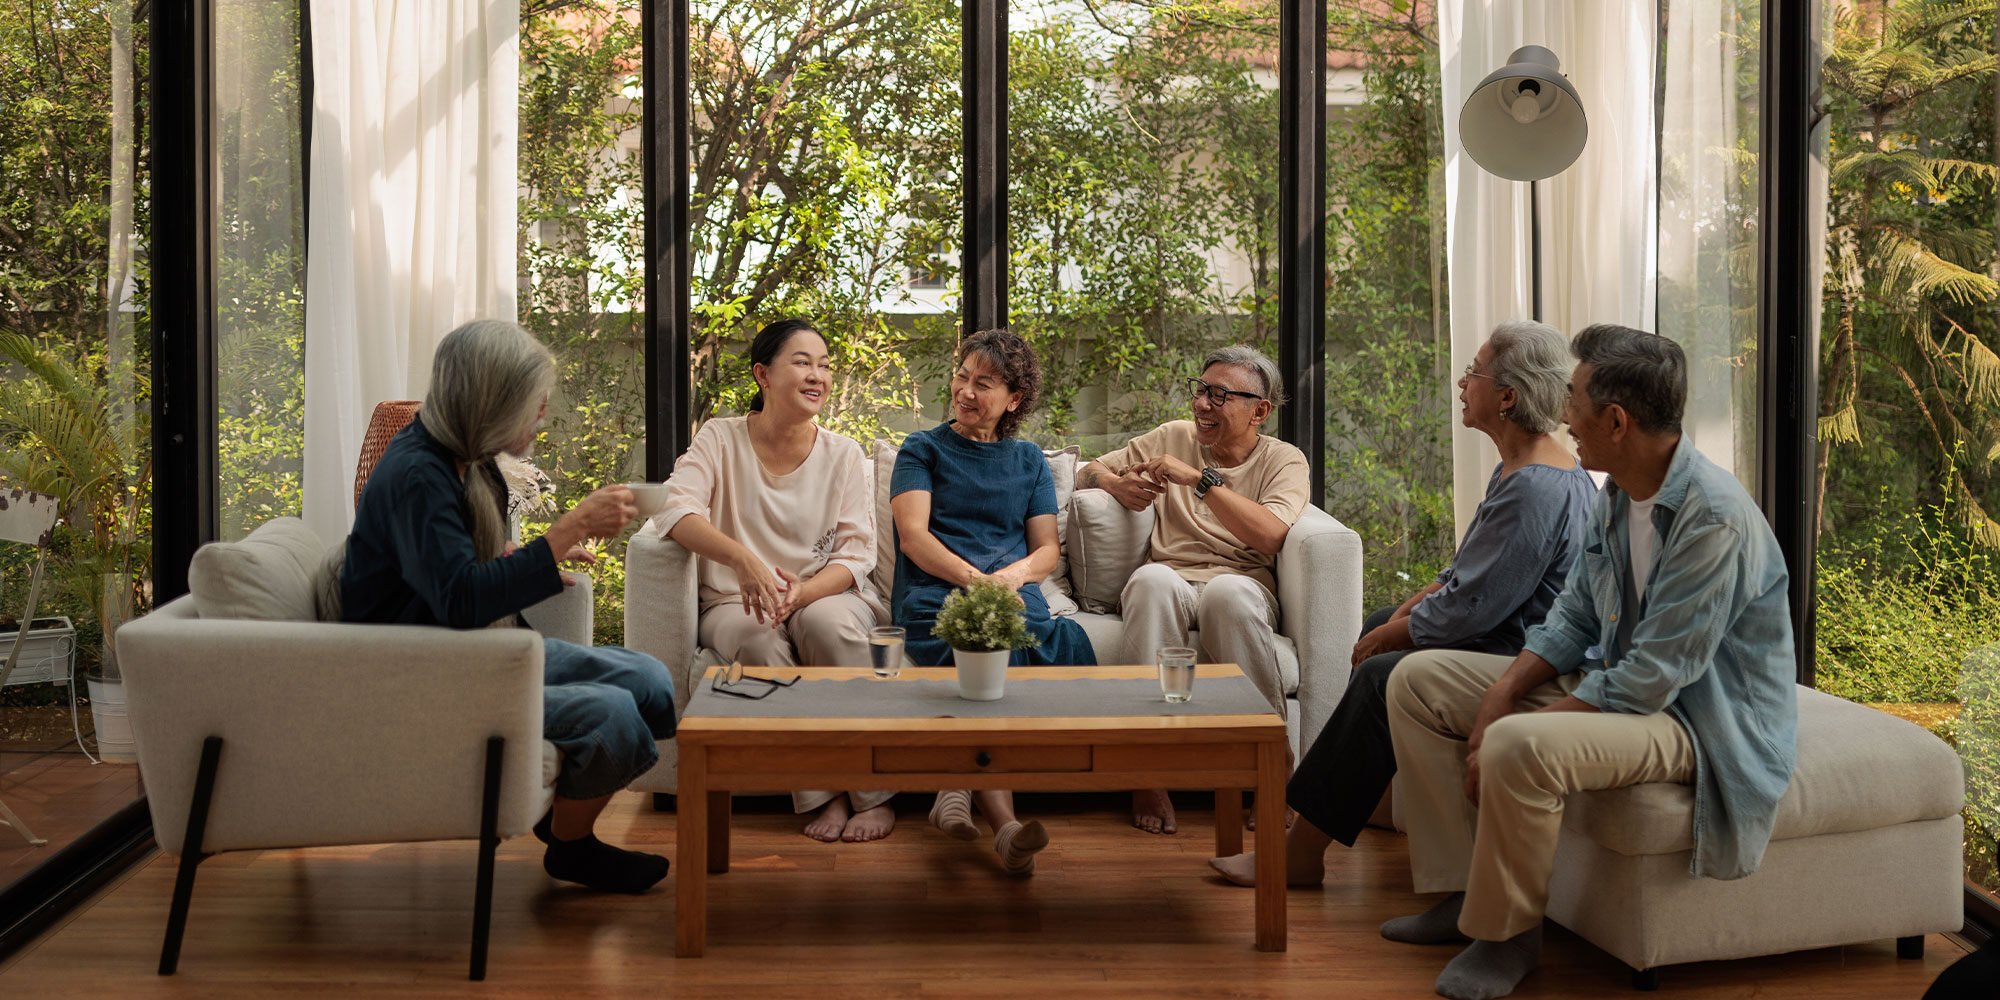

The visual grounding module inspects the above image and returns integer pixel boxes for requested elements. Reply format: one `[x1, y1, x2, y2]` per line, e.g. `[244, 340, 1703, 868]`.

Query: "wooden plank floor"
[0, 791, 1965, 997]
[0, 751, 143, 879]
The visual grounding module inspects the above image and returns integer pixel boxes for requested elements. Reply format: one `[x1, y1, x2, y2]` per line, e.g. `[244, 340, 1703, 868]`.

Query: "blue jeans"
[542, 638, 677, 800]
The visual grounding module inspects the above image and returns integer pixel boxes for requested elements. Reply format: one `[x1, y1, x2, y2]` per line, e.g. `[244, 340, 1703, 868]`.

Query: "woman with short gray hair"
[1212, 320, 1596, 891]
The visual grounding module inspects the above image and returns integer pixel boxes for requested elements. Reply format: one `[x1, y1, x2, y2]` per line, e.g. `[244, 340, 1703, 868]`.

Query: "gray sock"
[1434, 925, 1543, 1000]
[1381, 892, 1469, 944]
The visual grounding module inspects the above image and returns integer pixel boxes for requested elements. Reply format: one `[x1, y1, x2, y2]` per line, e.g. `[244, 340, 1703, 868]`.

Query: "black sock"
[542, 834, 670, 894]
[532, 810, 555, 847]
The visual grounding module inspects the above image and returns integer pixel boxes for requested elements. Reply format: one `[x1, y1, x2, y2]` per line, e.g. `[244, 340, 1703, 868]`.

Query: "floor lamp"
[1458, 45, 1589, 323]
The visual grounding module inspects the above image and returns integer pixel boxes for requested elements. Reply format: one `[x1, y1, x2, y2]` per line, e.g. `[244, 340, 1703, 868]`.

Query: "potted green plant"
[931, 577, 1034, 701]
[0, 334, 149, 762]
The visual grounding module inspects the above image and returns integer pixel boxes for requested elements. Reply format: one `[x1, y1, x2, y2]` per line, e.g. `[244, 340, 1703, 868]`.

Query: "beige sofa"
[622, 442, 1365, 798]
[1546, 685, 1965, 988]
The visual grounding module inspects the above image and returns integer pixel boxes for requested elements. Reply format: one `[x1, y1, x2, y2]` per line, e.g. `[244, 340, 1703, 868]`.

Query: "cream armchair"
[118, 518, 563, 980]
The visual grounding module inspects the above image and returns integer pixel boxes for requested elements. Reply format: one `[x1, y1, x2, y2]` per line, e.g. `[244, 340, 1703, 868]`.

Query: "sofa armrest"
[522, 572, 594, 645]
[118, 597, 550, 855]
[1277, 505, 1363, 750]
[624, 529, 700, 720]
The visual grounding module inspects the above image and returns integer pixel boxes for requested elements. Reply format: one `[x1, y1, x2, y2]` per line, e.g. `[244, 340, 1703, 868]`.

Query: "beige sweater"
[653, 416, 877, 614]
[1093, 420, 1310, 595]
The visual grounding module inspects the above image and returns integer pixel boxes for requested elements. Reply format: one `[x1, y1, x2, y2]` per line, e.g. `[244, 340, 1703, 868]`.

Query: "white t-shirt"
[1627, 495, 1660, 602]
[652, 416, 878, 614]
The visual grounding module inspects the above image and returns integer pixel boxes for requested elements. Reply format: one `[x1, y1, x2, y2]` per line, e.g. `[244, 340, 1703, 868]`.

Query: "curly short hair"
[958, 328, 1042, 439]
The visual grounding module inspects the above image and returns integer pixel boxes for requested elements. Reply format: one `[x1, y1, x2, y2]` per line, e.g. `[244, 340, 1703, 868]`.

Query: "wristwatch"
[1194, 466, 1226, 499]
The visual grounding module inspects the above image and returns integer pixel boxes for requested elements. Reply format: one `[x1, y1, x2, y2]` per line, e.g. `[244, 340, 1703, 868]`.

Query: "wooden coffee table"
[674, 664, 1289, 957]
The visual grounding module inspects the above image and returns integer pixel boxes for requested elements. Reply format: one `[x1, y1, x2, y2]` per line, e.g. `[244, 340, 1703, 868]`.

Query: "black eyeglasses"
[1186, 377, 1265, 407]
[710, 660, 802, 699]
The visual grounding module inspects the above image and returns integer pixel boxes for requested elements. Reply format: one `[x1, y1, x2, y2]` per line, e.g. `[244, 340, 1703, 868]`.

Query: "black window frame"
[74, 0, 1989, 957]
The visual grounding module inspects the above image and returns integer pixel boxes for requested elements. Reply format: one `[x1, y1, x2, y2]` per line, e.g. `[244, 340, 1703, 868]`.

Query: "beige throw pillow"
[188, 517, 330, 622]
[1064, 488, 1156, 614]
[870, 437, 1082, 617]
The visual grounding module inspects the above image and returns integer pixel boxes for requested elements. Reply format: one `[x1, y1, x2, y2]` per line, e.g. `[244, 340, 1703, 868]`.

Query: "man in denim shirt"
[1381, 325, 1797, 1000]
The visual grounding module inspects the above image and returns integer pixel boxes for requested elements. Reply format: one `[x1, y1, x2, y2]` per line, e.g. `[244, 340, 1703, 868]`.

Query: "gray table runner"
[685, 674, 1274, 720]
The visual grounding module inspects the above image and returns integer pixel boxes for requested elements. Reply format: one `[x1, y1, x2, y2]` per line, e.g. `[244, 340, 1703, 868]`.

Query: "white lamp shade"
[1458, 45, 1588, 181]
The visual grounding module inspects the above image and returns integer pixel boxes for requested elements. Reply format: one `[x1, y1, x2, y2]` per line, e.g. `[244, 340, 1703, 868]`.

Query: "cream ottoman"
[1545, 685, 1965, 989]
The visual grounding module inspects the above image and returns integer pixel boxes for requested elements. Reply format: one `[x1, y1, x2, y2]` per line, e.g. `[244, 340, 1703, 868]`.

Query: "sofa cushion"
[188, 517, 329, 622]
[870, 437, 1081, 616]
[1065, 489, 1154, 613]
[1068, 611, 1299, 695]
[1563, 685, 1966, 856]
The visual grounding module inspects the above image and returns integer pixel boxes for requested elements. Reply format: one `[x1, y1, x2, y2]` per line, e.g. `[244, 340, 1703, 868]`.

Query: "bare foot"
[1206, 847, 1326, 888]
[1131, 789, 1178, 835]
[1244, 806, 1298, 831]
[841, 803, 897, 842]
[803, 796, 851, 842]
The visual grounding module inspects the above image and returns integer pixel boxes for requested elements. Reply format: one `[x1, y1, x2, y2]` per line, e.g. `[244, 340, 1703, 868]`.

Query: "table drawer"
[873, 745, 1093, 774]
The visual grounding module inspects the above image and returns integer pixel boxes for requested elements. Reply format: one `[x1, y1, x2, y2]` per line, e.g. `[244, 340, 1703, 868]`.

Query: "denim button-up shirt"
[1522, 436, 1797, 880]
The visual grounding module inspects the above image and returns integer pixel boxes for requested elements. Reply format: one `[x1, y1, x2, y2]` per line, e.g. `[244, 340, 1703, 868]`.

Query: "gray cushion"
[1065, 489, 1153, 613]
[1564, 686, 1966, 856]
[188, 517, 328, 622]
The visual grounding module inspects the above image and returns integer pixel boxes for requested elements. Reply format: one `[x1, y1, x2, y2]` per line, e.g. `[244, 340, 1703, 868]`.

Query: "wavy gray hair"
[419, 320, 557, 564]
[1484, 320, 1571, 434]
[1201, 344, 1288, 409]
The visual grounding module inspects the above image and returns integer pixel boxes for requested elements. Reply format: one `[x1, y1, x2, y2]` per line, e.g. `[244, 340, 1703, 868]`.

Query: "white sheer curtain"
[1439, 1, 1658, 536]
[1659, 0, 1761, 488]
[302, 0, 519, 544]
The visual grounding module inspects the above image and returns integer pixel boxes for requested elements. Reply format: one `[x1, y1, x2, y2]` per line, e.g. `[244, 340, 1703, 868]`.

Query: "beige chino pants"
[1119, 564, 1286, 718]
[699, 591, 893, 814]
[1385, 649, 1695, 940]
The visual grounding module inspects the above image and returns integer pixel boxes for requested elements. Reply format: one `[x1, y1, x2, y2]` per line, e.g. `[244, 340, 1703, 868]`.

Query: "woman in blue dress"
[890, 328, 1095, 875]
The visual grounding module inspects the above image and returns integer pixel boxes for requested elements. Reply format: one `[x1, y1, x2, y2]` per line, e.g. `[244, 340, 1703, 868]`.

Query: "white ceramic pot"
[86, 676, 138, 763]
[952, 648, 1009, 701]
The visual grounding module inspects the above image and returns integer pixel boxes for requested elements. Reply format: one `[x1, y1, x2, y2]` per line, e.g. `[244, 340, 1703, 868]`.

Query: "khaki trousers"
[700, 591, 892, 814]
[1119, 564, 1286, 718]
[1386, 649, 1695, 940]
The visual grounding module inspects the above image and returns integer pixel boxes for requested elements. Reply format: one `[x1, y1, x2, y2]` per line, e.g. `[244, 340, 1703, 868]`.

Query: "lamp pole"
[1529, 179, 1542, 323]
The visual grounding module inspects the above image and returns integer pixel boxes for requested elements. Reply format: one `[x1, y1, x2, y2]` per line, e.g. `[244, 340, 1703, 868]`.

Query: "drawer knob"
[975, 751, 993, 768]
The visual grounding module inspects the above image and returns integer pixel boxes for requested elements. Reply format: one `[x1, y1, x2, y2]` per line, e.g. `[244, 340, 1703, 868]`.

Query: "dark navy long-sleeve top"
[340, 419, 563, 629]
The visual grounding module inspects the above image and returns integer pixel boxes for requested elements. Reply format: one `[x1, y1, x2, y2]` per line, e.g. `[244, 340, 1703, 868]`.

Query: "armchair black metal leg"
[1897, 935, 1924, 960]
[160, 736, 223, 976]
[1631, 967, 1660, 991]
[470, 735, 504, 982]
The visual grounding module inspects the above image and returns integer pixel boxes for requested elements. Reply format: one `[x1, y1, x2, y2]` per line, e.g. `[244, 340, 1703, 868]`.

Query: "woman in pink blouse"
[655, 319, 892, 842]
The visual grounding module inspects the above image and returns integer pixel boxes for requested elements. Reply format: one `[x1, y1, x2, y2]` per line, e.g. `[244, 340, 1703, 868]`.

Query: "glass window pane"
[1010, 0, 1280, 453]
[687, 0, 961, 444]
[1811, 0, 1999, 905]
[518, 2, 649, 645]
[1322, 4, 1454, 606]
[216, 0, 307, 540]
[0, 0, 148, 889]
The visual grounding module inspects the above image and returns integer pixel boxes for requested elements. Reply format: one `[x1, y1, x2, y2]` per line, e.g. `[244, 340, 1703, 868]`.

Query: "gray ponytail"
[418, 320, 557, 564]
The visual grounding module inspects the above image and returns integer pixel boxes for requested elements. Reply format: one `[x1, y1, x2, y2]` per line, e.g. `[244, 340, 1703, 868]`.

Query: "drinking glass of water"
[870, 626, 907, 678]
[1157, 646, 1196, 704]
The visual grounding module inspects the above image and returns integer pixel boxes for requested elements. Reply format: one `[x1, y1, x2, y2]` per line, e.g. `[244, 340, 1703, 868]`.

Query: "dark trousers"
[1285, 605, 1421, 846]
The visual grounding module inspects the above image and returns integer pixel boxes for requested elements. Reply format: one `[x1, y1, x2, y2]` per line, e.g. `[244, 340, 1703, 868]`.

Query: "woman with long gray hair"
[342, 319, 678, 895]
[1211, 320, 1595, 893]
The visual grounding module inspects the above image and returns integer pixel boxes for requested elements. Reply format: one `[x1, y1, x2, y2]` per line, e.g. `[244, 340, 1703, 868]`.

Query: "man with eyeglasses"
[1077, 345, 1310, 836]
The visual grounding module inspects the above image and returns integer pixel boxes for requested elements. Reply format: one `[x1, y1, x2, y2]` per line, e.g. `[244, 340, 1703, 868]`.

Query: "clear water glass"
[1158, 645, 1197, 704]
[870, 626, 907, 678]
